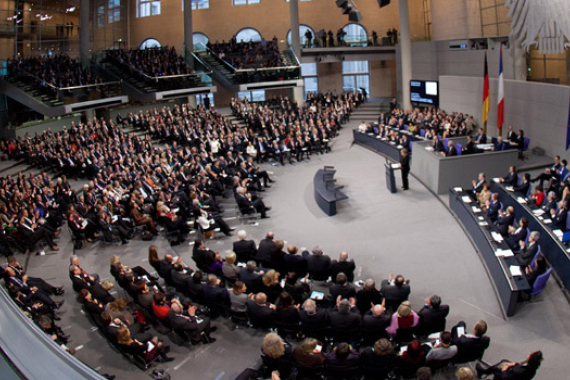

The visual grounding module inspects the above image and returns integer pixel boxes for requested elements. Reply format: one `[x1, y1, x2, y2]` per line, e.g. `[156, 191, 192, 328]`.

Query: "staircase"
[195, 51, 238, 92]
[349, 99, 387, 124]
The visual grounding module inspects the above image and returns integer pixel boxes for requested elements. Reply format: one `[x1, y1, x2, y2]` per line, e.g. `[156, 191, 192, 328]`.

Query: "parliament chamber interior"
[0, 0, 569, 379]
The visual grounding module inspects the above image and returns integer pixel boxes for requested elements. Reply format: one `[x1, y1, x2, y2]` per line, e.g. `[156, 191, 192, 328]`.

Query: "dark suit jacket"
[433, 140, 444, 153]
[552, 208, 568, 230]
[452, 335, 490, 363]
[330, 283, 356, 301]
[417, 304, 450, 335]
[514, 180, 530, 196]
[356, 289, 383, 315]
[503, 172, 518, 187]
[362, 311, 391, 331]
[446, 146, 457, 157]
[380, 280, 410, 308]
[167, 310, 204, 342]
[236, 194, 255, 214]
[329, 308, 361, 330]
[239, 270, 262, 290]
[257, 238, 276, 263]
[330, 260, 356, 283]
[497, 213, 515, 236]
[305, 254, 332, 279]
[462, 141, 475, 155]
[487, 200, 501, 222]
[246, 300, 275, 328]
[299, 309, 328, 329]
[516, 242, 538, 267]
[233, 239, 257, 262]
[203, 284, 230, 306]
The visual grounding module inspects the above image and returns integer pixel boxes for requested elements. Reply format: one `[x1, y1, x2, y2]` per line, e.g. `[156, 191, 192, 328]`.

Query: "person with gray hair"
[305, 245, 332, 281]
[541, 191, 557, 213]
[330, 251, 356, 283]
[233, 230, 257, 263]
[235, 186, 270, 219]
[257, 231, 276, 264]
[356, 278, 383, 314]
[516, 231, 540, 267]
[329, 297, 361, 331]
[299, 299, 328, 330]
[69, 254, 99, 282]
[167, 300, 216, 344]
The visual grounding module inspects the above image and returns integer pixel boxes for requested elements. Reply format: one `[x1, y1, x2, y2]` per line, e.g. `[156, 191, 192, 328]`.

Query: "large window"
[237, 90, 265, 102]
[235, 28, 262, 43]
[301, 63, 318, 97]
[342, 61, 369, 95]
[108, 0, 121, 23]
[182, 0, 210, 10]
[196, 93, 214, 107]
[193, 33, 209, 50]
[342, 23, 368, 46]
[233, 0, 260, 5]
[96, 5, 105, 28]
[137, 0, 161, 17]
[287, 25, 315, 48]
[140, 38, 161, 49]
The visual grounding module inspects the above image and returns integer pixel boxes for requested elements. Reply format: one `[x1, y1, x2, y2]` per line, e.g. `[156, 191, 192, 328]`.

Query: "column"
[183, 0, 194, 64]
[80, 0, 90, 66]
[398, 0, 412, 110]
[289, 0, 301, 60]
[293, 86, 304, 106]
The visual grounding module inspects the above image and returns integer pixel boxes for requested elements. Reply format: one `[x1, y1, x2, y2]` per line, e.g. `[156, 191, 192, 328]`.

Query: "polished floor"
[5, 100, 569, 380]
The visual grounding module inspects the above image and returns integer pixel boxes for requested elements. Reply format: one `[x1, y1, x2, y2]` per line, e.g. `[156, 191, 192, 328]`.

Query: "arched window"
[140, 38, 161, 49]
[193, 32, 209, 50]
[235, 28, 262, 43]
[287, 25, 315, 48]
[342, 23, 367, 46]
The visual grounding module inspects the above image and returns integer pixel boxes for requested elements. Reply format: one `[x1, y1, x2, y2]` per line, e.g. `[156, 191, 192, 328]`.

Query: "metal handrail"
[190, 52, 213, 75]
[11, 67, 120, 91]
[105, 53, 197, 81]
[205, 47, 238, 73]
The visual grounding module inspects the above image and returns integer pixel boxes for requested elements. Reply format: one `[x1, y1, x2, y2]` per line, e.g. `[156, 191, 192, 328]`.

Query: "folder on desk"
[453, 187, 463, 192]
[391, 163, 400, 169]
[533, 209, 545, 216]
[479, 221, 488, 226]
[517, 197, 527, 204]
[472, 206, 482, 213]
[553, 230, 564, 239]
[509, 266, 523, 277]
[506, 186, 514, 192]
[491, 232, 504, 242]
[495, 249, 514, 257]
[493, 178, 501, 183]
[425, 147, 434, 151]
[478, 216, 484, 220]
[543, 219, 552, 224]
[461, 196, 472, 203]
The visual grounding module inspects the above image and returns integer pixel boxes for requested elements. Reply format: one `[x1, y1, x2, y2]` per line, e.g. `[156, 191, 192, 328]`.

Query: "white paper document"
[425, 147, 434, 151]
[532, 209, 545, 216]
[493, 178, 501, 183]
[472, 206, 482, 213]
[495, 249, 514, 257]
[453, 187, 463, 192]
[543, 219, 552, 224]
[479, 221, 488, 226]
[517, 197, 527, 204]
[509, 266, 523, 277]
[491, 232, 504, 242]
[462, 196, 472, 203]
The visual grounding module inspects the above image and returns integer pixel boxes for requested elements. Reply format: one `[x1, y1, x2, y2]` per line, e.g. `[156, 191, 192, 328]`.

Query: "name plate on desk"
[496, 249, 514, 257]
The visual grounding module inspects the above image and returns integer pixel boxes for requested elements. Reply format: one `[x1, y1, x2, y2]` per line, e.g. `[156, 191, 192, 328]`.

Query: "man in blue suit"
[486, 193, 501, 222]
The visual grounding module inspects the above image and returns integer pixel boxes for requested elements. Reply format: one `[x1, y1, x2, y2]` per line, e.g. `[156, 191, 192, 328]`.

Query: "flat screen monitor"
[410, 80, 439, 107]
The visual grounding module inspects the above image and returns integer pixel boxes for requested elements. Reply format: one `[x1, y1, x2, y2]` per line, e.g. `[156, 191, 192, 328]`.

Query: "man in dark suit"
[531, 155, 561, 186]
[516, 231, 540, 267]
[239, 261, 263, 292]
[283, 245, 307, 277]
[381, 274, 411, 312]
[299, 299, 328, 329]
[202, 274, 231, 308]
[246, 292, 275, 328]
[492, 136, 506, 151]
[474, 128, 487, 144]
[170, 263, 194, 293]
[499, 166, 518, 187]
[355, 279, 383, 314]
[462, 135, 476, 155]
[304, 246, 332, 281]
[362, 304, 390, 332]
[550, 201, 568, 231]
[256, 231, 276, 264]
[330, 273, 357, 301]
[432, 136, 445, 154]
[417, 295, 450, 336]
[235, 187, 269, 218]
[472, 173, 486, 194]
[444, 142, 457, 157]
[330, 252, 356, 283]
[486, 193, 501, 222]
[496, 206, 515, 236]
[233, 230, 257, 263]
[69, 266, 114, 304]
[513, 173, 531, 196]
[329, 298, 361, 331]
[399, 148, 410, 190]
[168, 302, 215, 344]
[451, 320, 490, 363]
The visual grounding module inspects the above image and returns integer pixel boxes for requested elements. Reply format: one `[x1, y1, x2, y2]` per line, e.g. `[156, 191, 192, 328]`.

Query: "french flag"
[497, 45, 504, 136]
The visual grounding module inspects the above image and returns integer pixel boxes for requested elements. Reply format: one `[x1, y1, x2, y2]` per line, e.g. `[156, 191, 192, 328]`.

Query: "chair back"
[443, 138, 449, 153]
[531, 268, 552, 296]
[456, 143, 462, 156]
[524, 228, 531, 245]
[296, 364, 324, 380]
[420, 129, 426, 137]
[325, 365, 361, 380]
[429, 358, 451, 372]
[523, 137, 530, 151]
[530, 245, 542, 270]
[395, 327, 416, 344]
[331, 327, 360, 345]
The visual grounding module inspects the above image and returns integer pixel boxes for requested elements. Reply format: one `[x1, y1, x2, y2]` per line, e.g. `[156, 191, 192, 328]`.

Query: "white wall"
[440, 75, 570, 160]
[430, 0, 481, 41]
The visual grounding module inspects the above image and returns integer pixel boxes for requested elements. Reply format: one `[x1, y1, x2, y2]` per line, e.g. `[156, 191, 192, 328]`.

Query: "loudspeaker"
[378, 0, 391, 7]
[349, 10, 363, 22]
[336, 0, 348, 7]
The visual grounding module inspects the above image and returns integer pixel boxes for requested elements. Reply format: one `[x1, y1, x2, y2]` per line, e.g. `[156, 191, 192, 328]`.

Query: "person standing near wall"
[399, 148, 410, 190]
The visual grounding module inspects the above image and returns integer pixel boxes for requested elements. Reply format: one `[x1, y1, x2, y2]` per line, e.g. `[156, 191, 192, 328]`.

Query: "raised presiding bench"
[314, 166, 348, 216]
[449, 188, 530, 317]
[353, 129, 424, 162]
[490, 181, 570, 296]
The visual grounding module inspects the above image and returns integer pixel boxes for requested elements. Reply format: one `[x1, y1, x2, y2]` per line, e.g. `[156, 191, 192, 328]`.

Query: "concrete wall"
[430, 0, 481, 41]
[439, 75, 570, 160]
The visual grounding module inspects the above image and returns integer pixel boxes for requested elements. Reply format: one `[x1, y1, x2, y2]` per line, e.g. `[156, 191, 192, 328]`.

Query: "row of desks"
[449, 188, 530, 317]
[490, 181, 570, 294]
[352, 129, 424, 162]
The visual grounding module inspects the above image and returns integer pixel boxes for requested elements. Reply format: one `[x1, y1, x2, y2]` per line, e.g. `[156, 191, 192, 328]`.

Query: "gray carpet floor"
[5, 99, 569, 380]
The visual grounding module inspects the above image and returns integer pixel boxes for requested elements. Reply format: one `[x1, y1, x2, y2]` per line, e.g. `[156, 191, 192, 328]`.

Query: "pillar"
[398, 0, 412, 110]
[289, 0, 301, 60]
[80, 0, 90, 66]
[183, 0, 194, 64]
[186, 95, 197, 109]
[293, 86, 304, 107]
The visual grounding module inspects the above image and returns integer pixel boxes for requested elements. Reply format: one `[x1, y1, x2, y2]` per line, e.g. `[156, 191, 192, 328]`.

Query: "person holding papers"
[516, 231, 540, 267]
[451, 320, 490, 363]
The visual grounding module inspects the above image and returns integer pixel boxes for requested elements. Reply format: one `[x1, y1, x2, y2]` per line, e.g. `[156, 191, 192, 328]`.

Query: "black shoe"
[261, 215, 270, 219]
[265, 185, 271, 189]
[229, 227, 236, 231]
[54, 300, 65, 309]
[163, 345, 171, 353]
[268, 179, 275, 183]
[53, 313, 61, 321]
[121, 240, 129, 245]
[210, 326, 218, 333]
[202, 337, 216, 344]
[476, 363, 487, 378]
[54, 287, 65, 295]
[161, 356, 175, 363]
